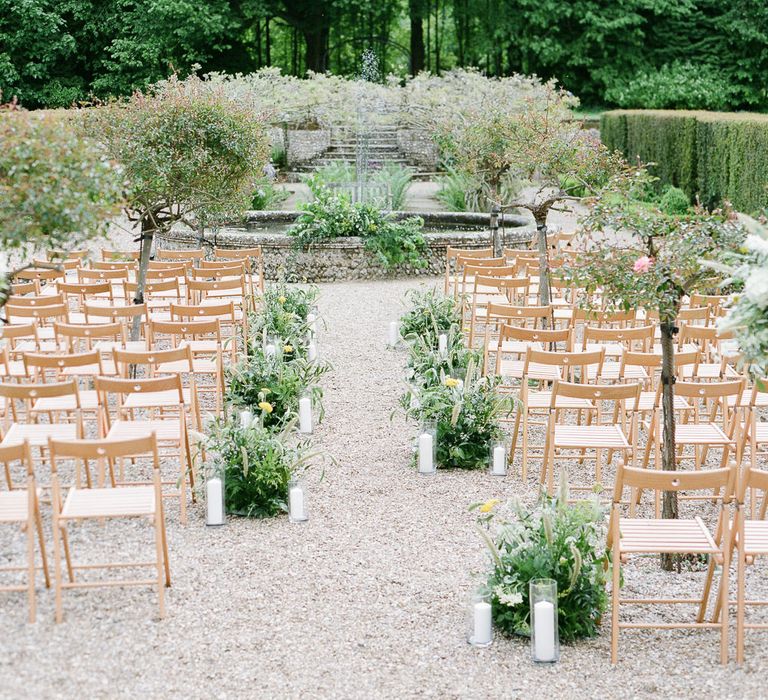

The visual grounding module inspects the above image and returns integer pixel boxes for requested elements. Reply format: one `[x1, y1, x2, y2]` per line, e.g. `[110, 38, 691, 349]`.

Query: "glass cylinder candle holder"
[205, 466, 226, 527]
[489, 439, 508, 477]
[264, 335, 282, 362]
[438, 332, 449, 359]
[239, 409, 254, 430]
[288, 478, 308, 523]
[307, 309, 318, 338]
[467, 588, 493, 647]
[298, 393, 313, 434]
[307, 340, 318, 362]
[530, 578, 560, 663]
[417, 421, 437, 475]
[388, 320, 400, 348]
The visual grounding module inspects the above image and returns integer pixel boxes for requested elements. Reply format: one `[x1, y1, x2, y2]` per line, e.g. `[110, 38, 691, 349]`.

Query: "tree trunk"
[132, 216, 155, 342]
[265, 17, 271, 65]
[535, 219, 551, 309]
[409, 0, 425, 75]
[303, 26, 328, 73]
[659, 319, 679, 571]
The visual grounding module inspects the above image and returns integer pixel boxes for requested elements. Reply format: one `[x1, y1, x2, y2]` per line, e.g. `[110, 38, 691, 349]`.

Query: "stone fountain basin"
[156, 210, 533, 282]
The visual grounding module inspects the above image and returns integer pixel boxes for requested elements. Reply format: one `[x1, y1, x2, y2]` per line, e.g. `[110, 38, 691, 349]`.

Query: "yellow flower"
[444, 377, 459, 388]
[258, 401, 273, 414]
[260, 388, 270, 395]
[479, 498, 500, 513]
[278, 296, 287, 304]
[283, 344, 294, 353]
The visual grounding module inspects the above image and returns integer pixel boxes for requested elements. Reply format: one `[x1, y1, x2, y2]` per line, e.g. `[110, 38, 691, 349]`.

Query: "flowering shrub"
[247, 284, 318, 357]
[718, 221, 768, 376]
[473, 489, 609, 642]
[398, 288, 463, 349]
[289, 192, 426, 269]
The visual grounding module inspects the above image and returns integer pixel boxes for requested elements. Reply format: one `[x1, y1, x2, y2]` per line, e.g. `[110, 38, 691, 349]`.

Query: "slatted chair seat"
[583, 342, 626, 358]
[2, 423, 78, 447]
[155, 358, 217, 374]
[554, 425, 630, 449]
[675, 423, 732, 445]
[587, 363, 649, 382]
[122, 389, 193, 410]
[491, 339, 544, 355]
[92, 340, 148, 354]
[679, 363, 739, 380]
[60, 360, 117, 376]
[107, 419, 182, 442]
[637, 392, 691, 412]
[33, 389, 99, 412]
[1, 360, 28, 378]
[498, 359, 561, 381]
[0, 489, 37, 522]
[553, 308, 573, 322]
[525, 392, 594, 410]
[62, 486, 156, 519]
[619, 518, 719, 554]
[742, 521, 768, 555]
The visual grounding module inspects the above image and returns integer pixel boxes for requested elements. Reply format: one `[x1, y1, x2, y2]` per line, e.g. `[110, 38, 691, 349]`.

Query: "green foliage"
[474, 491, 609, 642]
[246, 283, 319, 357]
[659, 186, 691, 215]
[303, 162, 412, 210]
[289, 192, 426, 269]
[398, 287, 463, 347]
[436, 166, 521, 213]
[373, 163, 413, 210]
[601, 109, 768, 214]
[605, 62, 737, 112]
[251, 177, 289, 210]
[0, 107, 123, 256]
[204, 418, 309, 518]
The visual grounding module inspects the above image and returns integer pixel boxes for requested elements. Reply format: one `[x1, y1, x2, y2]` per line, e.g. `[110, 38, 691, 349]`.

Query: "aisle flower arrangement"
[473, 485, 609, 642]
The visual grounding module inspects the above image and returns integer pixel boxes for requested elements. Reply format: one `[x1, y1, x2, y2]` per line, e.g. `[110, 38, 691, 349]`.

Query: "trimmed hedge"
[600, 110, 768, 214]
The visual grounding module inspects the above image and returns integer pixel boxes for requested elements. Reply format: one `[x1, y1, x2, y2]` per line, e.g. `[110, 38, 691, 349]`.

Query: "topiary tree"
[89, 74, 270, 337]
[562, 193, 745, 568]
[431, 84, 634, 307]
[0, 103, 124, 307]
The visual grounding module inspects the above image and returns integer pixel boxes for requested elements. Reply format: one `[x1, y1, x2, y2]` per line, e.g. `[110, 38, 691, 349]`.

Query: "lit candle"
[388, 321, 399, 347]
[308, 340, 317, 362]
[534, 600, 556, 661]
[491, 444, 506, 476]
[473, 601, 492, 646]
[206, 477, 224, 526]
[299, 396, 312, 434]
[239, 410, 253, 430]
[438, 333, 448, 357]
[418, 432, 434, 474]
[289, 485, 306, 521]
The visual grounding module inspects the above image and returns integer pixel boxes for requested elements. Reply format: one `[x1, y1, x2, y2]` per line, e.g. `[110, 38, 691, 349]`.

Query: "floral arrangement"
[202, 418, 314, 518]
[398, 287, 463, 349]
[473, 485, 609, 642]
[717, 220, 768, 376]
[247, 283, 318, 357]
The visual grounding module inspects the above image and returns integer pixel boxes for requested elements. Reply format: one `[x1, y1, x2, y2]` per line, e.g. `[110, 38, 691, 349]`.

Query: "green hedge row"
[600, 110, 768, 214]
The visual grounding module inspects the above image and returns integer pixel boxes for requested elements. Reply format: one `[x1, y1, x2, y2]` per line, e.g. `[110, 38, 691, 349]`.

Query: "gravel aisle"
[1, 277, 765, 699]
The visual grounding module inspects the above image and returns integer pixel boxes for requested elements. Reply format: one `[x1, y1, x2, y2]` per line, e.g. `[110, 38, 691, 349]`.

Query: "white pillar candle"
[491, 444, 506, 475]
[307, 312, 317, 336]
[438, 333, 448, 357]
[239, 410, 253, 429]
[308, 340, 317, 362]
[289, 485, 306, 521]
[206, 477, 224, 526]
[388, 321, 399, 347]
[265, 343, 276, 358]
[534, 600, 556, 661]
[473, 601, 493, 645]
[418, 432, 434, 474]
[299, 396, 312, 434]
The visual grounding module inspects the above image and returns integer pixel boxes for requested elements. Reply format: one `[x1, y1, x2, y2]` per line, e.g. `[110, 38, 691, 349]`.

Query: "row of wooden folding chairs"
[610, 459, 768, 665]
[0, 434, 169, 623]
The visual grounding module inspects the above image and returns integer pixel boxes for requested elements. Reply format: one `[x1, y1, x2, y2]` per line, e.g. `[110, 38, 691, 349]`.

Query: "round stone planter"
[156, 210, 533, 283]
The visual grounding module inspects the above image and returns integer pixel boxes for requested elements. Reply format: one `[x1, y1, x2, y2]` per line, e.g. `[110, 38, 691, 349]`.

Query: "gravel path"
[1, 277, 766, 699]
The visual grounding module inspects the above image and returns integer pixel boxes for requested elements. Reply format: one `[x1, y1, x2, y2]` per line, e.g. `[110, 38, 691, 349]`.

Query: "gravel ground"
[1, 276, 767, 699]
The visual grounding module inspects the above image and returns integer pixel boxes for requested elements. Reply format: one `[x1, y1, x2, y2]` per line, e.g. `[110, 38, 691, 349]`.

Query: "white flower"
[494, 585, 523, 607]
[745, 267, 768, 309]
[745, 234, 768, 257]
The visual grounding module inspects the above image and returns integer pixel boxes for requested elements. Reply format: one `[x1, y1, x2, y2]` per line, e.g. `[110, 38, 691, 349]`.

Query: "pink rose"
[633, 256, 653, 273]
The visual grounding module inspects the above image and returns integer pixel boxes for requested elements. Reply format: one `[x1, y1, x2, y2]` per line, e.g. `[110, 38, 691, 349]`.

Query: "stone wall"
[286, 129, 331, 164]
[156, 224, 533, 283]
[397, 128, 439, 170]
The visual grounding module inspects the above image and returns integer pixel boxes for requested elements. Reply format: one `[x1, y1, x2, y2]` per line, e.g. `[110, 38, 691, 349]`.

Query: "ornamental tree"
[430, 84, 635, 306]
[88, 74, 270, 336]
[0, 103, 124, 306]
[562, 192, 744, 564]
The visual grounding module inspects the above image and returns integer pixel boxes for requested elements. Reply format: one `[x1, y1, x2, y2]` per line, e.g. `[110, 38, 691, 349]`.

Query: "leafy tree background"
[2, 0, 767, 110]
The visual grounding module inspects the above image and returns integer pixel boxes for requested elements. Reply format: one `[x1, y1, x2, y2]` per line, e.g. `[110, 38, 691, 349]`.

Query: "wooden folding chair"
[609, 461, 735, 664]
[483, 324, 573, 376]
[94, 375, 194, 523]
[48, 434, 170, 622]
[213, 247, 265, 295]
[169, 301, 244, 362]
[445, 247, 493, 294]
[0, 440, 49, 622]
[156, 247, 204, 264]
[542, 380, 641, 494]
[10, 280, 40, 296]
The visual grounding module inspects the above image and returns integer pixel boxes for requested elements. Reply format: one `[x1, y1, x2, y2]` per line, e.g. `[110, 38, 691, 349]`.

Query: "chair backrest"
[124, 278, 182, 301]
[48, 249, 88, 261]
[188, 265, 247, 280]
[156, 248, 204, 262]
[677, 306, 711, 326]
[4, 303, 69, 325]
[214, 246, 262, 261]
[613, 461, 735, 506]
[34, 257, 80, 271]
[83, 302, 147, 324]
[497, 324, 573, 351]
[186, 276, 246, 304]
[54, 321, 126, 352]
[23, 350, 103, 380]
[147, 318, 222, 345]
[690, 293, 728, 311]
[10, 281, 39, 296]
[198, 259, 245, 271]
[146, 265, 188, 280]
[525, 348, 605, 382]
[0, 322, 40, 349]
[112, 345, 194, 377]
[5, 293, 64, 308]
[0, 380, 81, 421]
[90, 260, 138, 272]
[582, 324, 655, 352]
[78, 266, 131, 282]
[101, 249, 140, 262]
[674, 379, 745, 401]
[57, 281, 114, 304]
[551, 379, 641, 408]
[94, 375, 186, 413]
[0, 439, 34, 490]
[571, 308, 637, 328]
[13, 268, 65, 283]
[170, 301, 238, 322]
[679, 323, 733, 356]
[447, 246, 493, 262]
[486, 302, 554, 329]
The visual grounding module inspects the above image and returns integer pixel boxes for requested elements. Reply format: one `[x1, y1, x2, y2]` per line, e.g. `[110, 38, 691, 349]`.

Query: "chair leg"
[611, 542, 621, 664]
[698, 556, 717, 623]
[52, 519, 64, 624]
[153, 511, 166, 619]
[521, 411, 529, 481]
[178, 441, 188, 525]
[35, 506, 50, 588]
[720, 534, 730, 665]
[26, 512, 36, 624]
